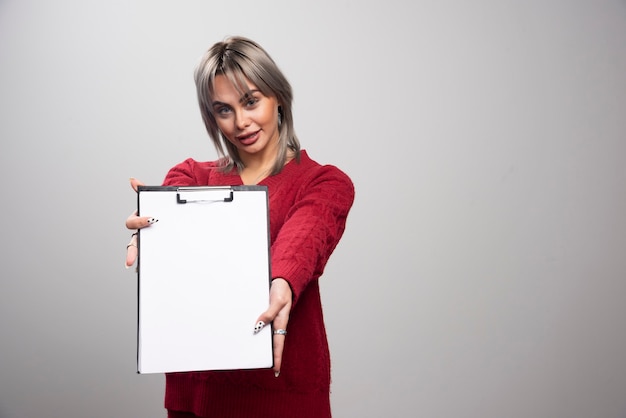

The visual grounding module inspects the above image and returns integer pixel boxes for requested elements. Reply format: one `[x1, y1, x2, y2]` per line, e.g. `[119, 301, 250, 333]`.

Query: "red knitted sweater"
[160, 150, 354, 418]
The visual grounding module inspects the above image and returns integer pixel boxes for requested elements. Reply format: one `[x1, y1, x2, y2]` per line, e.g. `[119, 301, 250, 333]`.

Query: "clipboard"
[136, 185, 273, 374]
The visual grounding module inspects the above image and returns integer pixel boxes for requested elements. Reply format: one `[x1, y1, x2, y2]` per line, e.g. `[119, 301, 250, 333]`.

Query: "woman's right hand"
[125, 178, 157, 268]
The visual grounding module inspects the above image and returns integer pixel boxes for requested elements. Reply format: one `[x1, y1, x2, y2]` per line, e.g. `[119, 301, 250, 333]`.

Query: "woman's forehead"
[211, 72, 273, 104]
[213, 74, 255, 98]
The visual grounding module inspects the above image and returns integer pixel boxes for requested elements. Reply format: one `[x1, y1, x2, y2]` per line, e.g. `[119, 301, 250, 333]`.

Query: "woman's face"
[211, 74, 280, 162]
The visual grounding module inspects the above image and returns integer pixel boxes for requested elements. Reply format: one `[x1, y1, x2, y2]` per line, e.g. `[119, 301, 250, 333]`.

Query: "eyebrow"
[212, 89, 262, 108]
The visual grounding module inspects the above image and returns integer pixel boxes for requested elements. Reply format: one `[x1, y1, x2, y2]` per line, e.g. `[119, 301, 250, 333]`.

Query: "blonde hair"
[194, 36, 300, 174]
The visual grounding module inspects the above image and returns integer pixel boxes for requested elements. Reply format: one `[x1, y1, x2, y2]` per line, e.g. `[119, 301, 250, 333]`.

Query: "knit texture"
[160, 150, 354, 418]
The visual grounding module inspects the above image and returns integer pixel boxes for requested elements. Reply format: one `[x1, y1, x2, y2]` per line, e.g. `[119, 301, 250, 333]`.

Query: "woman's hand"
[254, 278, 292, 377]
[125, 178, 157, 268]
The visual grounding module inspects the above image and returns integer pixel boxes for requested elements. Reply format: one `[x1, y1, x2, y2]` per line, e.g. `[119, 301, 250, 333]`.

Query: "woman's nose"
[235, 109, 250, 130]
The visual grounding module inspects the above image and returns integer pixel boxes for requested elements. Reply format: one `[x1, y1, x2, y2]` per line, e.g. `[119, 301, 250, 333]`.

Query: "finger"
[254, 295, 290, 336]
[125, 246, 137, 268]
[272, 329, 287, 376]
[271, 307, 290, 376]
[129, 177, 145, 192]
[125, 234, 138, 268]
[255, 303, 283, 326]
[125, 210, 159, 230]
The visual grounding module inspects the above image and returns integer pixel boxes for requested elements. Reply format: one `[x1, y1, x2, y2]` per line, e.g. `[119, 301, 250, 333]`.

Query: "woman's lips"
[237, 130, 260, 145]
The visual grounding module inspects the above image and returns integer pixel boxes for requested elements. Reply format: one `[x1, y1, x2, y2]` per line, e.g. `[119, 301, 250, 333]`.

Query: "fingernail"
[147, 218, 159, 225]
[254, 321, 265, 334]
[274, 371, 280, 378]
[125, 263, 131, 270]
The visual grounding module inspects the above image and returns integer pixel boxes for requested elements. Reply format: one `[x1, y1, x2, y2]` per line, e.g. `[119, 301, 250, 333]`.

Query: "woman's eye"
[245, 97, 259, 107]
[216, 106, 231, 115]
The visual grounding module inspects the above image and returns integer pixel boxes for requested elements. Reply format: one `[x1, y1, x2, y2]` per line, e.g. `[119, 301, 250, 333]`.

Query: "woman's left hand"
[254, 278, 292, 377]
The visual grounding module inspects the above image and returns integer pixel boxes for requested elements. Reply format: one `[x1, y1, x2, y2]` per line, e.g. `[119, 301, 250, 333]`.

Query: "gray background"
[1, 0, 625, 417]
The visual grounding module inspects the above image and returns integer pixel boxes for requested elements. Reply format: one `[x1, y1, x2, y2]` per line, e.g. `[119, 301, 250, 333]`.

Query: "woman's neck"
[240, 149, 279, 185]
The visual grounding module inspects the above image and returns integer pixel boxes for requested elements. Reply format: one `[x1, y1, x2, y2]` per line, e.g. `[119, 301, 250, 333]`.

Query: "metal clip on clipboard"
[176, 187, 234, 204]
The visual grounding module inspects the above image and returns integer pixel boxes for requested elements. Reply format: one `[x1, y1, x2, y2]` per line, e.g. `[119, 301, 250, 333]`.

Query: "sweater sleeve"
[270, 165, 355, 306]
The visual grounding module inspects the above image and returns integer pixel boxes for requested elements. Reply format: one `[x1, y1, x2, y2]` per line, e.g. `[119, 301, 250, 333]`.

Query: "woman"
[125, 36, 354, 418]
